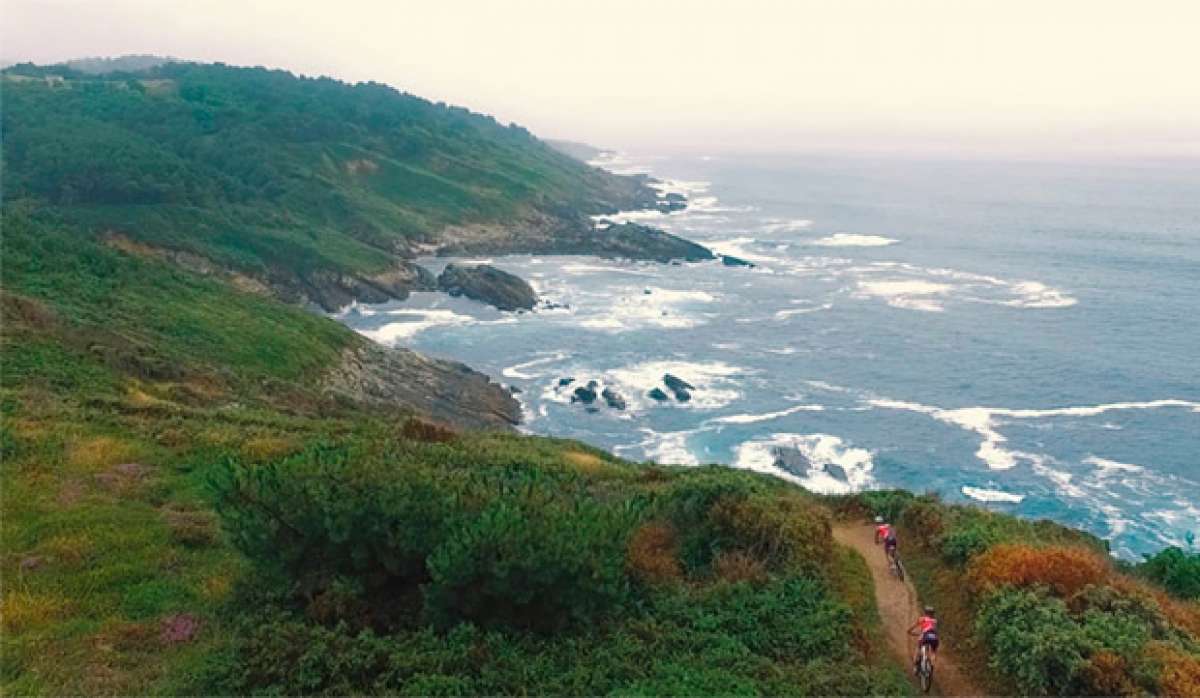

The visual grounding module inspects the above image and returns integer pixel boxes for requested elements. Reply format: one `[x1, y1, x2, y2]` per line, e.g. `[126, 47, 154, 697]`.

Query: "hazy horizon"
[5, 0, 1200, 158]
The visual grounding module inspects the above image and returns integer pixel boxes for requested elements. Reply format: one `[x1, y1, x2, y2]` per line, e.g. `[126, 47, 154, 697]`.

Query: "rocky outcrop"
[436, 213, 714, 264]
[323, 342, 520, 430]
[572, 381, 599, 405]
[300, 261, 436, 312]
[663, 374, 695, 402]
[721, 255, 756, 268]
[437, 263, 537, 312]
[648, 387, 670, 403]
[601, 387, 627, 410]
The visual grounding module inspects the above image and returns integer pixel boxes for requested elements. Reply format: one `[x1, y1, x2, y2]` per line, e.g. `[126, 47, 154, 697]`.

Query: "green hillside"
[1, 61, 693, 309]
[2, 61, 1198, 696]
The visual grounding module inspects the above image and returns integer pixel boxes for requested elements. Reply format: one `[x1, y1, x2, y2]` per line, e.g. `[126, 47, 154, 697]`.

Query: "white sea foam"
[732, 433, 876, 494]
[617, 428, 702, 465]
[774, 303, 833, 319]
[502, 352, 569, 380]
[812, 233, 899, 247]
[577, 287, 717, 332]
[962, 486, 1026, 503]
[706, 237, 783, 266]
[856, 279, 953, 312]
[869, 396, 1200, 472]
[761, 218, 814, 233]
[1083, 456, 1144, 477]
[359, 309, 479, 344]
[605, 359, 747, 411]
[709, 404, 825, 425]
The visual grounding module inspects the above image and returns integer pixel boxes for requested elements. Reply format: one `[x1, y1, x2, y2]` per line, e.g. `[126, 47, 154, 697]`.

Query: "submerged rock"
[558, 377, 575, 387]
[437, 263, 537, 311]
[647, 387, 670, 402]
[601, 387, 627, 410]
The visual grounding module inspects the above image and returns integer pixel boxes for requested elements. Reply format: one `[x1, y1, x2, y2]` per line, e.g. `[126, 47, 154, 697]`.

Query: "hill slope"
[3, 61, 1197, 697]
[2, 61, 707, 309]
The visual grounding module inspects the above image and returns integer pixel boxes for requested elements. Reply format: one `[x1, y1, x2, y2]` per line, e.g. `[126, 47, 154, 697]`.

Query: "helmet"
[924, 606, 935, 615]
[874, 515, 884, 523]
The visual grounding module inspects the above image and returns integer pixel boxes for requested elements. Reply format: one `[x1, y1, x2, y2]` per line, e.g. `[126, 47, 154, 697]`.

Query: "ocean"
[337, 152, 1200, 559]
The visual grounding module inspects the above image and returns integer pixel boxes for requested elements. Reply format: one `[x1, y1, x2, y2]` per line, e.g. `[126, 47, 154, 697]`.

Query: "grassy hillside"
[1, 61, 686, 308]
[3, 60, 1198, 697]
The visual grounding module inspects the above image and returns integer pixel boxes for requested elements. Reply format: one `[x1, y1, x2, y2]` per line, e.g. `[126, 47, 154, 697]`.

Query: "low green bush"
[1136, 546, 1200, 600]
[424, 497, 639, 631]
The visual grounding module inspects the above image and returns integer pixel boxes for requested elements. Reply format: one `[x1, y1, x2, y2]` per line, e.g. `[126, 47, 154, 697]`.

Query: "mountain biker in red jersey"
[874, 516, 898, 561]
[908, 606, 939, 673]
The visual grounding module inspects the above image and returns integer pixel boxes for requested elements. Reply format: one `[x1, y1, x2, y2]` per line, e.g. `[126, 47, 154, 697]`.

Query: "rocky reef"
[437, 263, 538, 311]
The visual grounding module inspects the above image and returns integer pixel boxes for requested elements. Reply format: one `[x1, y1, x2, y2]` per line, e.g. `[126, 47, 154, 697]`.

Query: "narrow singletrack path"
[832, 523, 985, 696]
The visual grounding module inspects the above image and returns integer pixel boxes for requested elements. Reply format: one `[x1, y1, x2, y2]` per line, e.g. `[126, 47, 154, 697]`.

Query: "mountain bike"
[887, 550, 906, 581]
[909, 632, 934, 693]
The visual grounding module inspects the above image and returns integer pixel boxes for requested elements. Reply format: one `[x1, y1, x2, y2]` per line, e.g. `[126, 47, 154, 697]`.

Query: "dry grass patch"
[713, 551, 768, 585]
[563, 450, 625, 479]
[1, 591, 70, 633]
[627, 521, 682, 585]
[41, 532, 94, 566]
[240, 435, 299, 461]
[967, 543, 1110, 597]
[67, 435, 139, 471]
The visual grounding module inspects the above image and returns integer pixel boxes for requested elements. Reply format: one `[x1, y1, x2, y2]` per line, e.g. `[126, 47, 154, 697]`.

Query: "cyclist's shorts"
[920, 631, 939, 651]
[884, 538, 898, 551]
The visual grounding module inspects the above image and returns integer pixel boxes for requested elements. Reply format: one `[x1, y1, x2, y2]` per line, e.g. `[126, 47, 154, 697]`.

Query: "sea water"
[338, 152, 1200, 559]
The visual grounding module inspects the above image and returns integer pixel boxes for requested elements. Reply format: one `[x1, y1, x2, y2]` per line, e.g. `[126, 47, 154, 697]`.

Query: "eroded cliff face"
[323, 342, 521, 431]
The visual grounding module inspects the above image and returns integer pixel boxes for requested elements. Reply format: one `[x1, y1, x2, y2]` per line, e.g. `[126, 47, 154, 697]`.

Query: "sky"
[5, 0, 1200, 156]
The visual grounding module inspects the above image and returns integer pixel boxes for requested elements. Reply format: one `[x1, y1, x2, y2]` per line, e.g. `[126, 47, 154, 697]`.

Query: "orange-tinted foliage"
[1143, 642, 1200, 698]
[626, 521, 682, 585]
[1081, 650, 1136, 697]
[400, 417, 457, 443]
[967, 543, 1109, 597]
[713, 551, 768, 585]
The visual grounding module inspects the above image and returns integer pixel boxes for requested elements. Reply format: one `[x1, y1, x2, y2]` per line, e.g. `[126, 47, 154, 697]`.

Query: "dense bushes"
[967, 544, 1110, 597]
[201, 443, 905, 694]
[1137, 546, 1200, 600]
[832, 491, 1200, 696]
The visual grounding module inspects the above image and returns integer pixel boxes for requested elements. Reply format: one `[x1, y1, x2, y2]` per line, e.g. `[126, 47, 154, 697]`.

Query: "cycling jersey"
[918, 616, 937, 634]
[876, 524, 891, 539]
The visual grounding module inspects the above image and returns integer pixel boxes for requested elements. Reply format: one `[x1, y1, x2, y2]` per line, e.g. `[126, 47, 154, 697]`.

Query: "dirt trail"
[833, 523, 985, 696]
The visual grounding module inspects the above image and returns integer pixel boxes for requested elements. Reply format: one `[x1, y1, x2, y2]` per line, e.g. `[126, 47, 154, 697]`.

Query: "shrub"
[423, 497, 639, 631]
[1142, 642, 1200, 697]
[713, 551, 768, 585]
[708, 492, 831, 576]
[939, 520, 1007, 565]
[1081, 650, 1136, 697]
[626, 521, 682, 586]
[967, 544, 1109, 597]
[1137, 547, 1200, 600]
[400, 417, 457, 444]
[209, 444, 457, 601]
[976, 587, 1092, 695]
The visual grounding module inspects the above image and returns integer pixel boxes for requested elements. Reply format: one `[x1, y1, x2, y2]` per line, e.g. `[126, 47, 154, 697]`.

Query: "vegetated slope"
[1, 61, 704, 309]
[830, 491, 1200, 697]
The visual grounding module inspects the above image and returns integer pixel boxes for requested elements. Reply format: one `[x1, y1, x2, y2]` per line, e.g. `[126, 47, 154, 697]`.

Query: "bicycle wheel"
[920, 650, 933, 693]
[895, 558, 906, 581]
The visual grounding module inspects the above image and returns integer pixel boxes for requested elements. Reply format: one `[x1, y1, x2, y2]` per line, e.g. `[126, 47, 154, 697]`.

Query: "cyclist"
[908, 606, 939, 673]
[875, 516, 898, 562]
[874, 516, 890, 543]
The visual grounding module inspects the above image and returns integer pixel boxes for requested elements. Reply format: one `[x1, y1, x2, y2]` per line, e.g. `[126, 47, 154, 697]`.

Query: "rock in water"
[647, 387, 670, 402]
[721, 255, 756, 268]
[572, 385, 598, 405]
[558, 377, 575, 387]
[601, 387, 627, 410]
[437, 263, 537, 311]
[662, 373, 695, 402]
